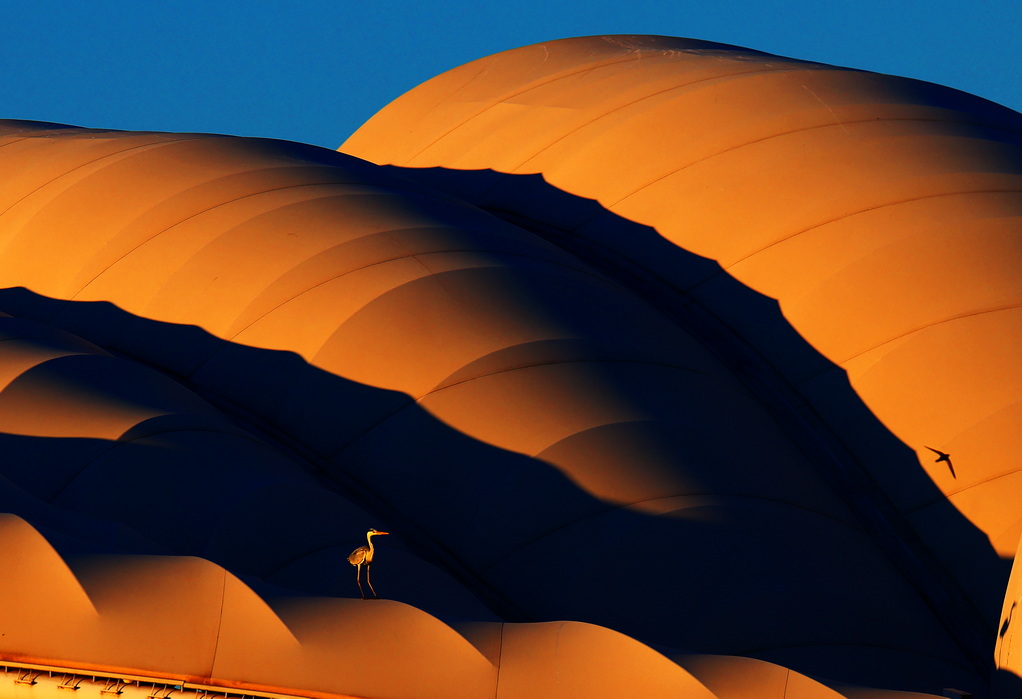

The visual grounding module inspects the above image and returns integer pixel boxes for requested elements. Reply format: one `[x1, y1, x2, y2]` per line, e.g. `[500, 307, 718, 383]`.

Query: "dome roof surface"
[2, 34, 1022, 698]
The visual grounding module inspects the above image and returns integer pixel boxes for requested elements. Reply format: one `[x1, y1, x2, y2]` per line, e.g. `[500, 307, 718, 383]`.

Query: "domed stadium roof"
[1, 35, 1021, 698]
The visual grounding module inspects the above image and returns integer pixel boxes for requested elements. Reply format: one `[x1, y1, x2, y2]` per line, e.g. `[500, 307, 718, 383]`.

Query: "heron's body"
[347, 545, 372, 566]
[349, 528, 388, 598]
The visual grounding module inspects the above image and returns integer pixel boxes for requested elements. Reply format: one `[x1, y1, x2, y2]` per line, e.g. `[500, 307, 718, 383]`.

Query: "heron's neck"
[367, 534, 376, 556]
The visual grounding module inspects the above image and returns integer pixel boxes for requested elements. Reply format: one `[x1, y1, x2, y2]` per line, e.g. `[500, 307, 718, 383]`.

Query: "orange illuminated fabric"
[1, 35, 1021, 698]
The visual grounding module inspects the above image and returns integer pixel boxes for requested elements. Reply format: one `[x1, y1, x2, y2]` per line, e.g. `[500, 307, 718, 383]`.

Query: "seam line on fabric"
[0, 135, 216, 222]
[907, 467, 1022, 515]
[69, 180, 359, 300]
[603, 119, 1022, 214]
[722, 187, 1022, 271]
[217, 249, 618, 347]
[835, 302, 1022, 367]
[508, 65, 845, 177]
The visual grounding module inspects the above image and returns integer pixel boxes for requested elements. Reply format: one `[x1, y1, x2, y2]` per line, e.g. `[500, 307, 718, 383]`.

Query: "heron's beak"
[377, 531, 390, 535]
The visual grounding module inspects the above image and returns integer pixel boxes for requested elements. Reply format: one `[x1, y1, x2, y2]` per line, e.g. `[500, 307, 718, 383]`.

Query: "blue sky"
[3, 1, 1019, 149]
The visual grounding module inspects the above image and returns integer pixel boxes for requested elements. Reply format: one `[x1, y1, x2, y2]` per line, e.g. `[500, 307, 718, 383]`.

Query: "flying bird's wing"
[925, 446, 956, 477]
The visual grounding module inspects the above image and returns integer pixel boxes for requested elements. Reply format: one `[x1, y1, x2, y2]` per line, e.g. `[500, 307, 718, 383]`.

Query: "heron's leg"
[355, 564, 366, 599]
[366, 563, 379, 599]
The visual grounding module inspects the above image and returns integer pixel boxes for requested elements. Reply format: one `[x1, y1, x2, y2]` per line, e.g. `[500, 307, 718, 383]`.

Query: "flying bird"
[348, 528, 389, 599]
[924, 446, 955, 478]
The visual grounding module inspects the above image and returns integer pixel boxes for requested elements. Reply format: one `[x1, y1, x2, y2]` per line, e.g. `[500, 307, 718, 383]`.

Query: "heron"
[348, 528, 389, 599]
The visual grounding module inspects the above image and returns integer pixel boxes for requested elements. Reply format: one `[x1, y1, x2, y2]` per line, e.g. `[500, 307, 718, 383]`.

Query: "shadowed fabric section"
[344, 33, 1022, 686]
[2, 29, 1022, 696]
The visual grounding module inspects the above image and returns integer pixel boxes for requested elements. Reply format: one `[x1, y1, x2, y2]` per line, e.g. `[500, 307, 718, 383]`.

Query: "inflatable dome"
[1, 35, 1021, 699]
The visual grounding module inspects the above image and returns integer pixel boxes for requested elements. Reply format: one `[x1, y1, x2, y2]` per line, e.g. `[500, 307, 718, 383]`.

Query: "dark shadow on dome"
[992, 667, 1022, 698]
[379, 168, 1009, 572]
[381, 164, 1014, 681]
[0, 166, 1007, 696]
